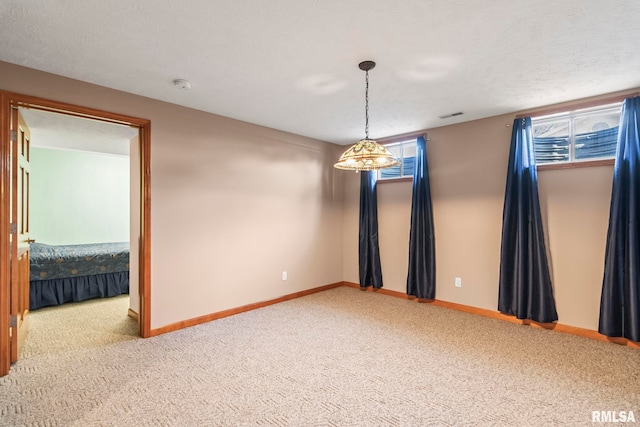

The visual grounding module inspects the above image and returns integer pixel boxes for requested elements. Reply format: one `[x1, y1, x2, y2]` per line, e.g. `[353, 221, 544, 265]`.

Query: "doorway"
[0, 91, 151, 376]
[20, 107, 134, 346]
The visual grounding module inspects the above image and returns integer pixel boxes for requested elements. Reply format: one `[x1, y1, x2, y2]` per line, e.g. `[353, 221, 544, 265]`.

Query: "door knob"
[25, 238, 36, 243]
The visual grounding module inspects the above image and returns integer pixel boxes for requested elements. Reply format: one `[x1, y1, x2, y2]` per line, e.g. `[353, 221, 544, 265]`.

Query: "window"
[377, 139, 416, 180]
[532, 102, 621, 165]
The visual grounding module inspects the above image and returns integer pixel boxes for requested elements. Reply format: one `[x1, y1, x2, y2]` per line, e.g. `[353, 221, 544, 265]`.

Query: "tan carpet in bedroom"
[1, 287, 639, 426]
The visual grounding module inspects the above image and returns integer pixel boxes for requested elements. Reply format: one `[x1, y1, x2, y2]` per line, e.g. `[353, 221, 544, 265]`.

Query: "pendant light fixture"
[334, 61, 401, 171]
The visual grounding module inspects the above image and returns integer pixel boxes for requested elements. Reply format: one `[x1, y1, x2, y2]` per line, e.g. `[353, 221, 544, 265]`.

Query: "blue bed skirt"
[30, 271, 129, 310]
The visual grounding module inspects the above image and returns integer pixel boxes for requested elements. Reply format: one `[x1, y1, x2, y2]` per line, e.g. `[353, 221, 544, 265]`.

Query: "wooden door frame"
[0, 91, 151, 376]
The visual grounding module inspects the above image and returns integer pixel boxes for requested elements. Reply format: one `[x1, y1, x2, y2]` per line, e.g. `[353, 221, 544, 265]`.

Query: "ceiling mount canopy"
[334, 61, 401, 171]
[358, 60, 376, 72]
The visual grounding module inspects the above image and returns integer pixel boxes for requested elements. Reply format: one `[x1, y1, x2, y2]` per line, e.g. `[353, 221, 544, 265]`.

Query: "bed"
[29, 242, 130, 310]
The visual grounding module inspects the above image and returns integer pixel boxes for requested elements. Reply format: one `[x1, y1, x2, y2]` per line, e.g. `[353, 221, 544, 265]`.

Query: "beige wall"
[1, 61, 344, 329]
[343, 90, 638, 331]
[539, 166, 612, 329]
[4, 60, 636, 334]
[343, 115, 511, 313]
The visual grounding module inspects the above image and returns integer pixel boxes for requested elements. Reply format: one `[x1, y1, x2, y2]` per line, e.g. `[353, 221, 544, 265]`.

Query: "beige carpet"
[1, 287, 638, 426]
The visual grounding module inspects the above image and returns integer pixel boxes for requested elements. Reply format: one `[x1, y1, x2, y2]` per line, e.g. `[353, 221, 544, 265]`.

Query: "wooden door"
[10, 108, 31, 362]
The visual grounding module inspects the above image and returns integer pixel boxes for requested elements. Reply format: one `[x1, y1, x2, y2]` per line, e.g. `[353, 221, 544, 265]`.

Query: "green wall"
[30, 148, 130, 245]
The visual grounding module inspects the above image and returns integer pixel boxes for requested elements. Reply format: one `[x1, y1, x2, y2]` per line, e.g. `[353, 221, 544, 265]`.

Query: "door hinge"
[10, 130, 17, 142]
[10, 223, 17, 234]
[9, 315, 17, 328]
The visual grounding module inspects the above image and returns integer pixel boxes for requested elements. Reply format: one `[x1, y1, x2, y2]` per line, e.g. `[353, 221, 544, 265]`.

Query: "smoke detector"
[173, 79, 191, 90]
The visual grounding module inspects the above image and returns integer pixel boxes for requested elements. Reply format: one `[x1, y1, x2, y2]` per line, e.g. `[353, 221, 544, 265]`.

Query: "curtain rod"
[515, 92, 640, 119]
[378, 131, 429, 145]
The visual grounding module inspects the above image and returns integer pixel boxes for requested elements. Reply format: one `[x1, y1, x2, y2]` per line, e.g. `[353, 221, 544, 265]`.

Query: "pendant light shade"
[334, 138, 401, 170]
[334, 61, 400, 171]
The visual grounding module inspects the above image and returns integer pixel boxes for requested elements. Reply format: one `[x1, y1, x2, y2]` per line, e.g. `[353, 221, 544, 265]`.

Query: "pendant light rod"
[359, 61, 375, 140]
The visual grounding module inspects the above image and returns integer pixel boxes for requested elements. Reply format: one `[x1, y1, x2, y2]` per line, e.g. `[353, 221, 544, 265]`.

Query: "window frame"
[376, 138, 418, 182]
[523, 93, 638, 171]
[531, 102, 621, 167]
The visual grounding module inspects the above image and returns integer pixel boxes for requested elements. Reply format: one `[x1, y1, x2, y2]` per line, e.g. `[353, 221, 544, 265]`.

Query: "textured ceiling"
[2, 0, 639, 146]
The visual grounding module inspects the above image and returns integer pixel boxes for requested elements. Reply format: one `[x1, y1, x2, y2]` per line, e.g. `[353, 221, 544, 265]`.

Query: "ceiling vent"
[439, 112, 464, 119]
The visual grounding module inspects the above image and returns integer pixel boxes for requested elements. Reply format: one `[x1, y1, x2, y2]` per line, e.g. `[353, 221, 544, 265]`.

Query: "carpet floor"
[1, 287, 638, 426]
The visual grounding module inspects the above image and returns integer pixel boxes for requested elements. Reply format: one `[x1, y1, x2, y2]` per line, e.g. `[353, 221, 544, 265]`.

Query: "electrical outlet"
[455, 277, 462, 288]
[282, 271, 288, 281]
